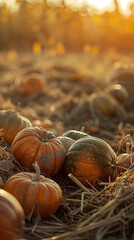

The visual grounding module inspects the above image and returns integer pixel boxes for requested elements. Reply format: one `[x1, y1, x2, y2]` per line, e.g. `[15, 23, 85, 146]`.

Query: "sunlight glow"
[1, 0, 134, 15]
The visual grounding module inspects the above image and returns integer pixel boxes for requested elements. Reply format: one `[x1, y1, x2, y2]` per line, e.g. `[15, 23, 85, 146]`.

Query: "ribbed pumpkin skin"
[0, 189, 25, 240]
[0, 110, 32, 144]
[4, 172, 62, 218]
[64, 136, 117, 186]
[62, 130, 88, 140]
[11, 127, 66, 176]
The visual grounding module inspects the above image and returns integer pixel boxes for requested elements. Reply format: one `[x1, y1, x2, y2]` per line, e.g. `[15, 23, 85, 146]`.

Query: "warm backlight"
[1, 0, 133, 15]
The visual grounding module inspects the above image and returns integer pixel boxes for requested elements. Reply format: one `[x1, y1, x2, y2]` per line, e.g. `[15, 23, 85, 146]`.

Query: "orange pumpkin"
[0, 189, 25, 240]
[0, 109, 32, 144]
[64, 136, 117, 186]
[32, 119, 53, 130]
[11, 127, 66, 176]
[4, 163, 63, 218]
[20, 73, 45, 95]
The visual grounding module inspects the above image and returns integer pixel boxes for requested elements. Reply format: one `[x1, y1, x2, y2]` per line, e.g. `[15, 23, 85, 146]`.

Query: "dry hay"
[23, 167, 134, 240]
[0, 127, 133, 240]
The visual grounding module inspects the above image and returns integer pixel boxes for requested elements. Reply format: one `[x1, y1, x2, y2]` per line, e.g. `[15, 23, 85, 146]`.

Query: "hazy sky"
[1, 0, 133, 14]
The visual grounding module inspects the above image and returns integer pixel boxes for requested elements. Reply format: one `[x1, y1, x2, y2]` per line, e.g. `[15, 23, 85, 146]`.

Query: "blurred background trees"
[0, 0, 134, 52]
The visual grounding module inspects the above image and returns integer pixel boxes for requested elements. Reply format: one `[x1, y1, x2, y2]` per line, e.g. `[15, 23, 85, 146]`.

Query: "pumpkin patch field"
[1, 3, 134, 238]
[0, 50, 134, 240]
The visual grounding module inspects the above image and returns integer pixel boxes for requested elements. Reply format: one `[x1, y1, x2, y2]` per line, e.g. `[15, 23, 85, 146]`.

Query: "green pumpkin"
[64, 136, 117, 187]
[62, 129, 88, 141]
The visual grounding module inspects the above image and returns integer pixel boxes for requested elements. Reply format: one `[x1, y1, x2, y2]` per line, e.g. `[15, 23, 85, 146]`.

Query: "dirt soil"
[0, 51, 134, 240]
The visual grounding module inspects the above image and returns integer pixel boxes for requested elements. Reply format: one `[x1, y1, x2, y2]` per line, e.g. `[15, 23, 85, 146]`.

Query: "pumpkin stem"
[80, 126, 85, 132]
[33, 162, 40, 182]
[40, 128, 48, 142]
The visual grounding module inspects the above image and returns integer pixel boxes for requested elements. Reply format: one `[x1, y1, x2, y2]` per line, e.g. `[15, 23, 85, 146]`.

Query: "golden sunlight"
[1, 0, 133, 15]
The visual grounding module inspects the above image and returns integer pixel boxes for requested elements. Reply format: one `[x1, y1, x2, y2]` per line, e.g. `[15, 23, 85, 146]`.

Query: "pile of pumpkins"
[0, 105, 133, 240]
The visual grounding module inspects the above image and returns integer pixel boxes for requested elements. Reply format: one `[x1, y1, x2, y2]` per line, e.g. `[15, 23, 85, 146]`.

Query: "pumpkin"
[62, 129, 88, 141]
[105, 84, 128, 105]
[0, 109, 32, 144]
[11, 127, 66, 176]
[89, 93, 118, 117]
[116, 152, 134, 174]
[57, 136, 75, 154]
[111, 68, 134, 108]
[4, 163, 63, 218]
[0, 189, 25, 240]
[64, 136, 117, 186]
[20, 73, 45, 95]
[32, 119, 53, 130]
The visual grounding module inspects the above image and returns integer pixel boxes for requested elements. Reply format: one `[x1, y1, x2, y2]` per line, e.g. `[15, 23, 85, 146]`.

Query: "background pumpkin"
[20, 73, 46, 95]
[64, 136, 117, 186]
[0, 109, 32, 144]
[32, 119, 53, 130]
[0, 189, 25, 240]
[62, 129, 88, 140]
[116, 152, 134, 174]
[89, 93, 119, 117]
[4, 163, 63, 218]
[57, 136, 75, 154]
[11, 126, 66, 176]
[105, 84, 128, 105]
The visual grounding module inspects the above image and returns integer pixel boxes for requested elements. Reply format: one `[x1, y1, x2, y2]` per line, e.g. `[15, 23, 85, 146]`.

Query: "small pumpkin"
[64, 136, 117, 186]
[105, 84, 128, 105]
[20, 73, 46, 95]
[57, 136, 75, 154]
[62, 129, 88, 141]
[4, 163, 63, 218]
[11, 127, 66, 176]
[0, 109, 32, 144]
[89, 93, 118, 117]
[32, 119, 53, 130]
[116, 152, 134, 174]
[0, 189, 25, 240]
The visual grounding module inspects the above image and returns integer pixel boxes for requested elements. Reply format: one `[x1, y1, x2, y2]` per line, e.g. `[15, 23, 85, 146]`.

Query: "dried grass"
[22, 165, 134, 240]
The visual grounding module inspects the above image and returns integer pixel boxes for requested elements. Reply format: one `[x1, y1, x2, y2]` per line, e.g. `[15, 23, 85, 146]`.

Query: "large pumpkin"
[11, 126, 66, 176]
[64, 136, 117, 186]
[0, 189, 25, 240]
[4, 163, 63, 218]
[0, 109, 32, 144]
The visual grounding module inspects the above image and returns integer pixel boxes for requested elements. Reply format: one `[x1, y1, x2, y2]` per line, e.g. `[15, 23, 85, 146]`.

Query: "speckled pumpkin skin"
[62, 129, 88, 140]
[64, 136, 117, 186]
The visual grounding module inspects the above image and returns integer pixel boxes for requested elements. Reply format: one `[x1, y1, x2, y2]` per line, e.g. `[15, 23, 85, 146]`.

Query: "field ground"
[0, 51, 134, 240]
